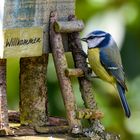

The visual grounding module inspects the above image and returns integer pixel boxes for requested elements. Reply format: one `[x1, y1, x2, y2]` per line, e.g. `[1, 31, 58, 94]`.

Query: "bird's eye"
[87, 36, 94, 40]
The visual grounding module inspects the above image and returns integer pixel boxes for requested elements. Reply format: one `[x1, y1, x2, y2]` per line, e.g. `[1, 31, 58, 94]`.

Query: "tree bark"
[0, 60, 8, 128]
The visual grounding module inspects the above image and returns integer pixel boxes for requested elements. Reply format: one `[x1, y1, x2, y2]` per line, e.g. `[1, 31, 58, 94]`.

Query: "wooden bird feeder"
[0, 0, 120, 139]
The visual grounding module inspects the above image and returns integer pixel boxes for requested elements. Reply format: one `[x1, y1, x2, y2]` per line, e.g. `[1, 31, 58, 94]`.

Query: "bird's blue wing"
[100, 45, 127, 90]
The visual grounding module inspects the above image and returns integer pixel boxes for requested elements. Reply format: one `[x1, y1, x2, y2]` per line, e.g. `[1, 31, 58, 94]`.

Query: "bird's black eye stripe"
[87, 36, 94, 40]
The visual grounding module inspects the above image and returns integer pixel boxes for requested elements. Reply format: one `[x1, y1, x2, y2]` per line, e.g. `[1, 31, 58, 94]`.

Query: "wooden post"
[0, 59, 10, 135]
[20, 55, 48, 127]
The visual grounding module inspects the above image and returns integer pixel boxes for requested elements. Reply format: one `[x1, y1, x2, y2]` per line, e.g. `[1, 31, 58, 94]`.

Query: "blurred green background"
[6, 0, 140, 140]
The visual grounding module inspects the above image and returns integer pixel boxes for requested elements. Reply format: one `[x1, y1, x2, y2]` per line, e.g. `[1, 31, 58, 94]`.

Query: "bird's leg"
[90, 74, 99, 79]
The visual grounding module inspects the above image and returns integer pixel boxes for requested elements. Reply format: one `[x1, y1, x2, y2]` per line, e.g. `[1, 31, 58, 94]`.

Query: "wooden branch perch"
[65, 68, 84, 77]
[76, 109, 104, 120]
[68, 15, 102, 118]
[35, 125, 69, 134]
[6, 110, 69, 136]
[49, 11, 82, 134]
[8, 110, 68, 126]
[54, 20, 84, 33]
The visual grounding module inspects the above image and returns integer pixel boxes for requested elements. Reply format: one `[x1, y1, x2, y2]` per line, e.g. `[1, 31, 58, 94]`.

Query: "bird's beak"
[81, 37, 87, 42]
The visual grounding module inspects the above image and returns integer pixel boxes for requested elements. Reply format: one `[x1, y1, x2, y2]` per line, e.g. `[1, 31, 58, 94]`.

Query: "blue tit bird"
[81, 30, 131, 118]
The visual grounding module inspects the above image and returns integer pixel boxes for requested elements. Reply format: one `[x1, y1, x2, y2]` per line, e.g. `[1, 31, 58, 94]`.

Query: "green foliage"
[7, 58, 19, 110]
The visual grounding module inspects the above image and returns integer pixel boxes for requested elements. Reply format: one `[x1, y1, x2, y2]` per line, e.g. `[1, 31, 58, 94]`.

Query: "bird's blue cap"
[88, 30, 108, 37]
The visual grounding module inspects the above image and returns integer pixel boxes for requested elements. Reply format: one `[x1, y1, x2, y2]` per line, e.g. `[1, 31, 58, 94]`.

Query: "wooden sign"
[3, 27, 43, 58]
[3, 0, 75, 56]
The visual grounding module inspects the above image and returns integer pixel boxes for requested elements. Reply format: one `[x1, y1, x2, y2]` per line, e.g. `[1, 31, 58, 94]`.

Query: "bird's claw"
[80, 50, 88, 58]
[84, 67, 99, 81]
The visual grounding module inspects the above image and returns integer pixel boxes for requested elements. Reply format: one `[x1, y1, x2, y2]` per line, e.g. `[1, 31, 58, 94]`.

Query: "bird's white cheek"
[88, 37, 105, 48]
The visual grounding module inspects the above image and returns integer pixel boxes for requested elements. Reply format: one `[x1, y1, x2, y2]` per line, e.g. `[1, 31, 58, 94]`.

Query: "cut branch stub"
[76, 109, 104, 120]
[65, 68, 84, 77]
[54, 20, 84, 33]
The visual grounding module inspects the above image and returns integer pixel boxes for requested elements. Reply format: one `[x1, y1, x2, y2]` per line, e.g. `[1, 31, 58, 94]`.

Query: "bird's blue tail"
[116, 82, 131, 118]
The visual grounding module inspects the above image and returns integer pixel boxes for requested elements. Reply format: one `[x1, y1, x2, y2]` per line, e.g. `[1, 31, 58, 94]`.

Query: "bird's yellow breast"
[88, 48, 115, 83]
